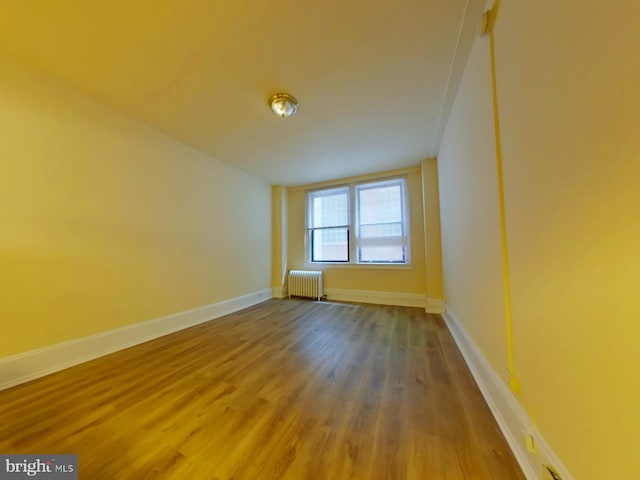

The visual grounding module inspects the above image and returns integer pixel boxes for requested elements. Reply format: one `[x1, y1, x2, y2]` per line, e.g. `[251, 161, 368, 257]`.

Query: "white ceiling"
[0, 0, 485, 186]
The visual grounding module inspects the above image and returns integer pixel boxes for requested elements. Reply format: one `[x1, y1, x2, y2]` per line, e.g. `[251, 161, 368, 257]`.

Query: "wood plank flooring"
[0, 299, 524, 479]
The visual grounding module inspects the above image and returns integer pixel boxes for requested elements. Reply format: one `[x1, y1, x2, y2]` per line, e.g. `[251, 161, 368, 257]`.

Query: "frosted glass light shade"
[269, 93, 298, 118]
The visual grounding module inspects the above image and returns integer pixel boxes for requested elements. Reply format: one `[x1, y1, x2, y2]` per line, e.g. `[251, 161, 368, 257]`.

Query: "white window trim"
[303, 261, 414, 271]
[305, 175, 411, 267]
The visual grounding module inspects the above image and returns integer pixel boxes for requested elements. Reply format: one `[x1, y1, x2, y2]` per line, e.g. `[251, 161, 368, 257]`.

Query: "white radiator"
[288, 270, 323, 300]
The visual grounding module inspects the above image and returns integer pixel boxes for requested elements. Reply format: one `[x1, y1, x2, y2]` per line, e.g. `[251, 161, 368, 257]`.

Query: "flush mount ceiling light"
[269, 93, 298, 118]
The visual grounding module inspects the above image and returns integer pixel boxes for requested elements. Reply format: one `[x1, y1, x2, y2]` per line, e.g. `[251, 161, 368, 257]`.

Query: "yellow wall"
[0, 57, 271, 358]
[438, 1, 640, 478]
[271, 185, 288, 296]
[438, 31, 508, 377]
[421, 158, 444, 301]
[287, 167, 438, 297]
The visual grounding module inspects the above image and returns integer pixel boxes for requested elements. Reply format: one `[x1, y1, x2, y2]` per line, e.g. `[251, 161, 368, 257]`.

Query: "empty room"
[1, 0, 638, 479]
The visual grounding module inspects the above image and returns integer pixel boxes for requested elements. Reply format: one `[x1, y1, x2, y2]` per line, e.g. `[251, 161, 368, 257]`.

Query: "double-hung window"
[307, 186, 350, 262]
[307, 177, 410, 264]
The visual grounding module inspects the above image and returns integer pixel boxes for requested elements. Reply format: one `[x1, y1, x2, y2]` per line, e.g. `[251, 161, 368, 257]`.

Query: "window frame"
[305, 176, 411, 266]
[306, 185, 351, 263]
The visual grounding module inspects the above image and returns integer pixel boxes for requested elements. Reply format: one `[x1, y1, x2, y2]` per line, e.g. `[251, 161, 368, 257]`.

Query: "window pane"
[360, 222, 403, 238]
[355, 179, 407, 263]
[311, 227, 348, 262]
[309, 187, 349, 228]
[359, 246, 405, 263]
[357, 184, 402, 225]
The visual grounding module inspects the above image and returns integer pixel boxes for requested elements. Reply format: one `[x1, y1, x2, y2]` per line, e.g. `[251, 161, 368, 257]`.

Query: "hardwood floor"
[0, 299, 524, 479]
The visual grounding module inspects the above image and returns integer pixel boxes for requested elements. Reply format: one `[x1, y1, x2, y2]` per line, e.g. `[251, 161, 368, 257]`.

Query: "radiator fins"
[288, 270, 323, 301]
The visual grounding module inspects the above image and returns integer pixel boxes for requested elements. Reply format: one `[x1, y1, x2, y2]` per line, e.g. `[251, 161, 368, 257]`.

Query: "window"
[307, 186, 350, 262]
[307, 177, 410, 264]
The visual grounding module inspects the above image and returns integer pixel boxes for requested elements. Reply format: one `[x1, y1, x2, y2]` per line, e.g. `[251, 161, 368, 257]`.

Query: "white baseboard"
[0, 288, 272, 392]
[443, 306, 574, 480]
[324, 288, 426, 308]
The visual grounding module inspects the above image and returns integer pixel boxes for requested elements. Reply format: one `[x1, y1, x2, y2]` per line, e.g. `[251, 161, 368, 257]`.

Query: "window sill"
[304, 262, 414, 271]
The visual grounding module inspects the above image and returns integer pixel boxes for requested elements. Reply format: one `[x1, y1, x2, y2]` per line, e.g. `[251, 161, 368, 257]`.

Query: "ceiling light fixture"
[269, 93, 298, 118]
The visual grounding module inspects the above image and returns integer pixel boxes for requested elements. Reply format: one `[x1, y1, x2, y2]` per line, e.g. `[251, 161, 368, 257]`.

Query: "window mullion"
[349, 184, 357, 263]
[306, 225, 350, 230]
